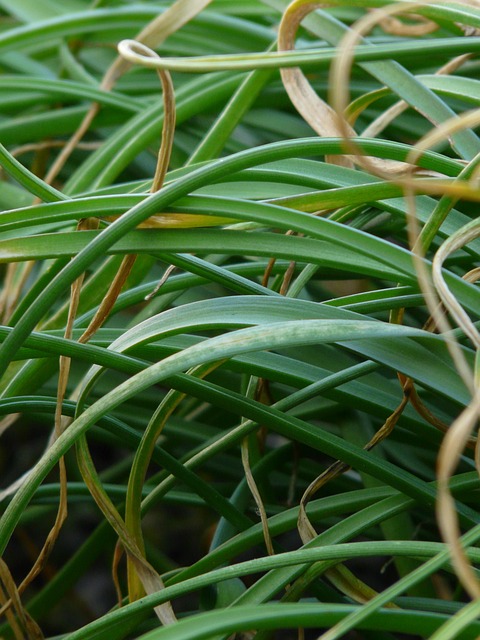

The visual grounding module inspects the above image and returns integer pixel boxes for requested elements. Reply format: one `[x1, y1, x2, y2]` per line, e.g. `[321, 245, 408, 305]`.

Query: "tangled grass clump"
[1, 0, 480, 638]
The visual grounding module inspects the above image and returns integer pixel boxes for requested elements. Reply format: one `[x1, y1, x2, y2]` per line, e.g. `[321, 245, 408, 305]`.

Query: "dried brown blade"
[0, 558, 44, 639]
[13, 218, 97, 599]
[43, 0, 213, 188]
[377, 11, 438, 36]
[78, 254, 137, 344]
[297, 392, 409, 605]
[76, 434, 177, 624]
[241, 437, 274, 556]
[437, 391, 480, 600]
[278, 1, 355, 168]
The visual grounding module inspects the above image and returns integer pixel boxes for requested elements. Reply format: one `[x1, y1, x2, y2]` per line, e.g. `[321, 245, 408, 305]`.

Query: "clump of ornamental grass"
[1, 0, 480, 639]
